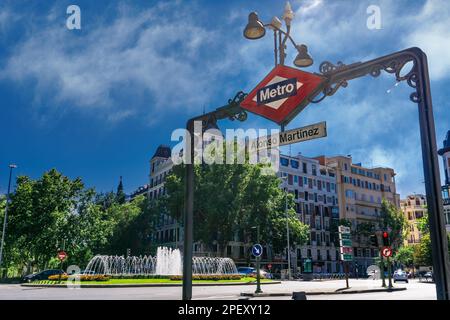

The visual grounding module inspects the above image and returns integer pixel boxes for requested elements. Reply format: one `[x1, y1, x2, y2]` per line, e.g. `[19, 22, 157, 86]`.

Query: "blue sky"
[0, 0, 449, 198]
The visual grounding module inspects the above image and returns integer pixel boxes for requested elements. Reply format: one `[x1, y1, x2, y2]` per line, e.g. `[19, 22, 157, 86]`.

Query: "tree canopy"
[164, 161, 310, 256]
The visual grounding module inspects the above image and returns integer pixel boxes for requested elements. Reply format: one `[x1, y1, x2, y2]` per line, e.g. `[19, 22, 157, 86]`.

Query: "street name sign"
[252, 244, 263, 257]
[240, 65, 325, 125]
[248, 121, 327, 153]
[338, 226, 351, 234]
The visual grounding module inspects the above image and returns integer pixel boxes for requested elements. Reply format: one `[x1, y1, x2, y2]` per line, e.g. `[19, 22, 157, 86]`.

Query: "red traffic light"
[383, 232, 389, 238]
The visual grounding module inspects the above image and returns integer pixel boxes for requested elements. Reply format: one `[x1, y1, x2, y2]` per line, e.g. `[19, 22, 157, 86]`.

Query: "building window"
[288, 174, 293, 185]
[291, 160, 299, 169]
[302, 162, 308, 174]
[281, 157, 289, 166]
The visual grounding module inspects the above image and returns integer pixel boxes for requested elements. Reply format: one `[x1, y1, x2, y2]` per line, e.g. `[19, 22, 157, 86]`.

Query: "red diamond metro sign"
[240, 65, 326, 125]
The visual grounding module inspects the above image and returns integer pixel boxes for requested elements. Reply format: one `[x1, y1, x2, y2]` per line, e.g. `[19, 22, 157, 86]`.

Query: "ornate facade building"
[401, 194, 427, 246]
[438, 130, 450, 233]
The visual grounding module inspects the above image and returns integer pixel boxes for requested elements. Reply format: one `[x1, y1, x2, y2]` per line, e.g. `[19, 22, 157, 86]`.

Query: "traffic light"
[369, 234, 378, 247]
[382, 231, 390, 246]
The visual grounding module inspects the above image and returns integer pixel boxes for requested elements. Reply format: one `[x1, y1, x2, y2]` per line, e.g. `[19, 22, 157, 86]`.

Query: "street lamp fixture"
[243, 1, 313, 68]
[294, 44, 313, 67]
[243, 12, 266, 40]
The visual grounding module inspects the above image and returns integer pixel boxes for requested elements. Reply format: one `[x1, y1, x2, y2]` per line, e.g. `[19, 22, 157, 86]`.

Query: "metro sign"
[240, 65, 325, 125]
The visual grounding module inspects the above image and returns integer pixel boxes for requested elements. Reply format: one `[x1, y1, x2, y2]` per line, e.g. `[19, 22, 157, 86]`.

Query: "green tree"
[165, 159, 309, 256]
[7, 170, 85, 272]
[394, 245, 414, 268]
[380, 198, 408, 248]
[412, 211, 450, 267]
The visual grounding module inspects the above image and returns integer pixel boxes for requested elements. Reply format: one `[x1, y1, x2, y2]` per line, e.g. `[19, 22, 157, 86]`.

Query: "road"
[0, 279, 437, 300]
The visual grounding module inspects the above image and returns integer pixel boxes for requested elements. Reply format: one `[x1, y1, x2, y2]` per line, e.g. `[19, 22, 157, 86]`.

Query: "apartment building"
[438, 130, 450, 233]
[147, 145, 182, 247]
[316, 155, 400, 274]
[401, 194, 427, 245]
[278, 154, 341, 273]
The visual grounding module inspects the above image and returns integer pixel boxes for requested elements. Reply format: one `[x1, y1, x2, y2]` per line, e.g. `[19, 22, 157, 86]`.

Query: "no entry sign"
[240, 65, 325, 125]
[381, 247, 393, 258]
[57, 251, 67, 261]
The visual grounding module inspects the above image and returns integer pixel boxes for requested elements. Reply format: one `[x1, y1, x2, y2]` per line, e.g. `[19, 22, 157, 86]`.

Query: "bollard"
[292, 291, 307, 300]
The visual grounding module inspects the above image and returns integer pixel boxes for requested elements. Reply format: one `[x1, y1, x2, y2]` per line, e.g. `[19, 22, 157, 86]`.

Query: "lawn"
[30, 277, 276, 285]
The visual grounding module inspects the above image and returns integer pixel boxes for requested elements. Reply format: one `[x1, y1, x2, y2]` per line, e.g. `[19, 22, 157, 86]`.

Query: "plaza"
[0, 279, 436, 300]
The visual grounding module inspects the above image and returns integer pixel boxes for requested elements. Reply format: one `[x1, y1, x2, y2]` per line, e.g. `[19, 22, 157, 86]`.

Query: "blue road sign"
[252, 244, 263, 257]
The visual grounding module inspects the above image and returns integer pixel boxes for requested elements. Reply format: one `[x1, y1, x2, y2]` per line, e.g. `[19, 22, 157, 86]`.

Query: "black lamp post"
[243, 2, 313, 69]
[182, 93, 248, 300]
[0, 164, 17, 274]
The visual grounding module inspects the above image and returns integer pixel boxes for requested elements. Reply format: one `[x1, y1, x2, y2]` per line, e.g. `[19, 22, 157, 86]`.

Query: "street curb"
[21, 281, 281, 288]
[240, 287, 407, 297]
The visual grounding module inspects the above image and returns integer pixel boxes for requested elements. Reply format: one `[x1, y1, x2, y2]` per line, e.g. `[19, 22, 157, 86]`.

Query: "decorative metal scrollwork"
[228, 91, 248, 106]
[311, 53, 422, 104]
[319, 61, 346, 74]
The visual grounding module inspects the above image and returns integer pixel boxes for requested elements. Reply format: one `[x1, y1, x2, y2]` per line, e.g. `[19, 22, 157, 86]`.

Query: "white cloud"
[402, 0, 450, 80]
[1, 3, 229, 123]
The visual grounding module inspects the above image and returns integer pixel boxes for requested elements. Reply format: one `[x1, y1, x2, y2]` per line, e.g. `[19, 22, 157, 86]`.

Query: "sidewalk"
[240, 279, 408, 297]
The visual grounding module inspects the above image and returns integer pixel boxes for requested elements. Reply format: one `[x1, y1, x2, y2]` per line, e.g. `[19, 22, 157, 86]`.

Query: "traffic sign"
[57, 251, 67, 261]
[252, 244, 263, 257]
[248, 121, 327, 153]
[338, 226, 351, 234]
[340, 239, 353, 247]
[340, 233, 352, 240]
[341, 254, 353, 261]
[381, 246, 393, 258]
[240, 65, 325, 125]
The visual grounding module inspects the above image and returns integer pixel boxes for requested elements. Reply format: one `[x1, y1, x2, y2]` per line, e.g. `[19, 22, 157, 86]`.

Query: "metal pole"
[285, 187, 291, 280]
[415, 49, 450, 300]
[278, 30, 284, 65]
[273, 30, 278, 67]
[381, 255, 386, 287]
[345, 262, 349, 288]
[0, 165, 15, 273]
[180, 91, 247, 300]
[182, 120, 194, 300]
[255, 226, 262, 293]
[387, 257, 393, 289]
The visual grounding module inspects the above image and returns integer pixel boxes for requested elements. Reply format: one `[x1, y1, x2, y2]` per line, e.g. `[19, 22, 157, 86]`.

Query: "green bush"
[47, 274, 111, 282]
[169, 274, 242, 281]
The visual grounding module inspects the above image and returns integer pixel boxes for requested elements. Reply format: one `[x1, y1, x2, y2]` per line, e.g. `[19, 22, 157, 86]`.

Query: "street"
[0, 279, 437, 300]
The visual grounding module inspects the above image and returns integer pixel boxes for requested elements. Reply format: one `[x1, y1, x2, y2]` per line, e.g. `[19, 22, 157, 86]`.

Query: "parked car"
[424, 271, 434, 282]
[249, 269, 273, 279]
[393, 269, 409, 283]
[237, 267, 256, 276]
[21, 269, 66, 283]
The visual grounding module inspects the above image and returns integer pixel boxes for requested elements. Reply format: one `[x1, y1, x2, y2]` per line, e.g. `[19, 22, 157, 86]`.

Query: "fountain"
[83, 246, 238, 276]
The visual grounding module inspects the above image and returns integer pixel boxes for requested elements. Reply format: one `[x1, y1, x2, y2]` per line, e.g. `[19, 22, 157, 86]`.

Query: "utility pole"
[380, 255, 386, 287]
[0, 164, 17, 276]
[387, 257, 393, 289]
[285, 185, 292, 280]
[255, 226, 262, 294]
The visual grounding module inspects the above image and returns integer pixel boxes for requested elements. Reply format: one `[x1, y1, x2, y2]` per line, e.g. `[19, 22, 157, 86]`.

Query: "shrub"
[47, 274, 110, 282]
[169, 274, 242, 281]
